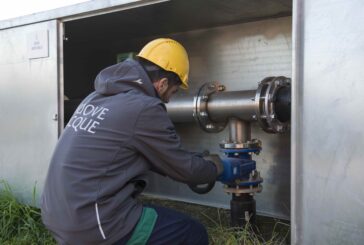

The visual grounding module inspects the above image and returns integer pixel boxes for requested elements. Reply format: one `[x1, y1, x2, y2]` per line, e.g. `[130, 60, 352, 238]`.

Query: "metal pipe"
[231, 194, 256, 227]
[228, 118, 251, 143]
[166, 90, 256, 123]
[166, 94, 195, 123]
[166, 77, 291, 134]
[208, 90, 256, 122]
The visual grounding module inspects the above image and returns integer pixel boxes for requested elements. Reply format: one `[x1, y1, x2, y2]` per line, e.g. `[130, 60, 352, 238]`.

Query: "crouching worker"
[41, 38, 223, 245]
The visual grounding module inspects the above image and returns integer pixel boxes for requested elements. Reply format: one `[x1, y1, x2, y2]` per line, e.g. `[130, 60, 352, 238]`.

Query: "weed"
[0, 182, 289, 244]
[0, 180, 55, 244]
[142, 195, 290, 245]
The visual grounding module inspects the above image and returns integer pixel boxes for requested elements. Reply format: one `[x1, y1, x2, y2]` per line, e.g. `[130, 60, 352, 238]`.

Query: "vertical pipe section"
[228, 118, 251, 143]
[231, 195, 256, 227]
[227, 118, 256, 227]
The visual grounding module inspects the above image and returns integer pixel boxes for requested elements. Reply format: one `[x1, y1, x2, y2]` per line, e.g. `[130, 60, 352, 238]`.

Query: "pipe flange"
[224, 185, 263, 194]
[193, 82, 227, 133]
[254, 76, 291, 133]
[220, 139, 262, 149]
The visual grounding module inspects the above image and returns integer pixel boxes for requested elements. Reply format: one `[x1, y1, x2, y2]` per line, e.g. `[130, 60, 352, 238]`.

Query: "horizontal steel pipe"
[207, 90, 256, 122]
[167, 77, 291, 133]
[166, 90, 257, 123]
[166, 94, 195, 123]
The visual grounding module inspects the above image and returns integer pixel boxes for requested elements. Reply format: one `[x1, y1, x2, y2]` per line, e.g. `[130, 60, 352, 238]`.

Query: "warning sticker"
[27, 30, 49, 59]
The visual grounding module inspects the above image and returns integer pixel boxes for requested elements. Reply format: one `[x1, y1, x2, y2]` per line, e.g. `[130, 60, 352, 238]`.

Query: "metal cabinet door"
[292, 0, 364, 244]
[0, 20, 60, 203]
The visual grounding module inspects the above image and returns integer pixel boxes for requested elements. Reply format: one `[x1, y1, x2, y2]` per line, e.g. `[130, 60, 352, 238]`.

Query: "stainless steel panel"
[292, 0, 364, 244]
[0, 0, 168, 30]
[0, 0, 291, 32]
[0, 21, 59, 203]
[64, 0, 291, 45]
[145, 17, 292, 219]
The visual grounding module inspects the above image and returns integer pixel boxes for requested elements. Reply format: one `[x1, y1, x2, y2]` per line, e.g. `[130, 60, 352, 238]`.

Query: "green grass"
[0, 181, 289, 244]
[142, 195, 290, 245]
[0, 181, 55, 244]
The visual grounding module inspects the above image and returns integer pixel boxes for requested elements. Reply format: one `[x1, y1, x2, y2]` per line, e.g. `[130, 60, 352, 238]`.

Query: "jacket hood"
[94, 59, 158, 98]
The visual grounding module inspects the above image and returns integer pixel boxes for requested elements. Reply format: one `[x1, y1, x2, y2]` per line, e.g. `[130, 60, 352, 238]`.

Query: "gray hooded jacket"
[41, 59, 218, 245]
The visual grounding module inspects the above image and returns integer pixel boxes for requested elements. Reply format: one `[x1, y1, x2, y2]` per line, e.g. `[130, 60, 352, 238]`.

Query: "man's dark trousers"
[114, 205, 209, 245]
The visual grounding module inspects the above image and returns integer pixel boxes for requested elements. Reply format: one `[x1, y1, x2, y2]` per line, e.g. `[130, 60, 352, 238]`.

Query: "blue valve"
[217, 147, 263, 187]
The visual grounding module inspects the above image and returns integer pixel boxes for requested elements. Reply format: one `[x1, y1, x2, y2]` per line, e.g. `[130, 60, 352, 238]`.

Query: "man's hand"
[188, 152, 223, 194]
[204, 154, 224, 176]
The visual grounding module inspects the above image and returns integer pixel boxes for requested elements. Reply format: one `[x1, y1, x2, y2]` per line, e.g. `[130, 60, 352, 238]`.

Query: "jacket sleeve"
[131, 102, 218, 185]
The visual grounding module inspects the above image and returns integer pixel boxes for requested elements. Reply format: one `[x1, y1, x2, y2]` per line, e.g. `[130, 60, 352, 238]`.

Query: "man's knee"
[145, 206, 209, 245]
[185, 219, 209, 245]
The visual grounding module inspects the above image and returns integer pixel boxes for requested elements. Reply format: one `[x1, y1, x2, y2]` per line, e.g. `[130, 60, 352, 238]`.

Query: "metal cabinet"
[0, 20, 60, 202]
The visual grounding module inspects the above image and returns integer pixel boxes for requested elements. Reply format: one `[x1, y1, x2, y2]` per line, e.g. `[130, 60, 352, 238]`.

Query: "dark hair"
[137, 57, 182, 87]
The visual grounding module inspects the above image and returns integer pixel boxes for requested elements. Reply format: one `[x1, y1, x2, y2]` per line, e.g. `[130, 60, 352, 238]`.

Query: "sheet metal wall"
[145, 17, 292, 219]
[292, 0, 364, 244]
[0, 21, 59, 202]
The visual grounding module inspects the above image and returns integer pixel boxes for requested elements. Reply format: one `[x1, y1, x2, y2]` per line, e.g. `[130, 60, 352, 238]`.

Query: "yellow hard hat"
[137, 38, 189, 89]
